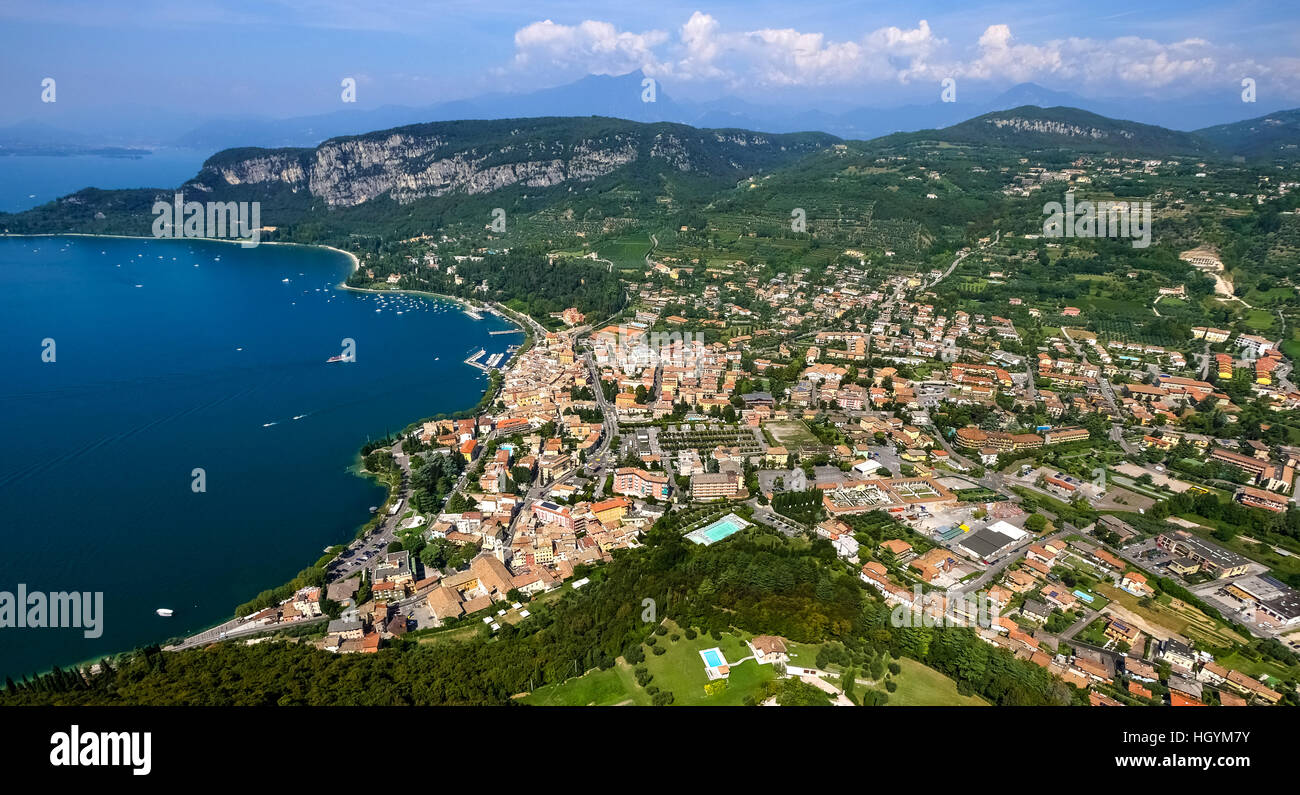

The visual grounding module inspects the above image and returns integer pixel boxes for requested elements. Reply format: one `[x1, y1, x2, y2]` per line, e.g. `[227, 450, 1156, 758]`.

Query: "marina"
[463, 346, 515, 372]
[464, 348, 489, 370]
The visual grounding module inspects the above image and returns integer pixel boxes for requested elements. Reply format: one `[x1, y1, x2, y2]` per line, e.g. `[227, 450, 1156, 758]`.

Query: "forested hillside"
[1, 525, 1072, 706]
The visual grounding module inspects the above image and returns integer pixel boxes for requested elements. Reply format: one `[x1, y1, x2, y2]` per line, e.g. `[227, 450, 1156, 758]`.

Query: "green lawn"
[521, 627, 991, 707]
[1216, 651, 1299, 683]
[784, 640, 822, 669]
[1281, 337, 1300, 361]
[520, 622, 778, 706]
[522, 664, 647, 706]
[882, 658, 988, 706]
[638, 624, 776, 705]
[1071, 588, 1110, 612]
[1243, 309, 1275, 331]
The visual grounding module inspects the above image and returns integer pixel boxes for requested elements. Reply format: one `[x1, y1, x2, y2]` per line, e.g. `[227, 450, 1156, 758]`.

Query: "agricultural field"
[598, 232, 657, 271]
[658, 423, 763, 454]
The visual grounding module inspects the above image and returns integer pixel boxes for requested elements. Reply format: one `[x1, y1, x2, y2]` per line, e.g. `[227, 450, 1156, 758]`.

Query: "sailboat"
[156, 608, 174, 617]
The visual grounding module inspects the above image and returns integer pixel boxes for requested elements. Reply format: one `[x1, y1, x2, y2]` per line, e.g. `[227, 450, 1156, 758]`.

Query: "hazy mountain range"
[2, 71, 1295, 155]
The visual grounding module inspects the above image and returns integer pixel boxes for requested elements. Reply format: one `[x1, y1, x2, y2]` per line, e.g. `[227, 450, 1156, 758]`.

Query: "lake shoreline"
[1, 232, 523, 678]
[1, 231, 519, 330]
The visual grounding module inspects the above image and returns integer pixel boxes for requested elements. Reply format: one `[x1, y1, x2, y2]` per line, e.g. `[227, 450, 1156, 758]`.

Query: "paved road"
[1059, 327, 1138, 455]
[1058, 607, 1099, 641]
[928, 230, 998, 289]
[168, 614, 331, 651]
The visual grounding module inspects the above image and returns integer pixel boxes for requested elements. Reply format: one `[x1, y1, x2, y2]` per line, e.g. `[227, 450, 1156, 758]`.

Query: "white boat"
[156, 608, 174, 617]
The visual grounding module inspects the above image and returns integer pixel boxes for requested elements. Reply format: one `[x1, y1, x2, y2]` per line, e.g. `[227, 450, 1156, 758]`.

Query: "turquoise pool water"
[704, 518, 744, 541]
[687, 513, 750, 545]
[703, 649, 724, 667]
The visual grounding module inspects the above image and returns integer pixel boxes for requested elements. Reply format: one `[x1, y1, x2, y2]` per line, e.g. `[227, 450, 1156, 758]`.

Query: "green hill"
[1195, 108, 1300, 160]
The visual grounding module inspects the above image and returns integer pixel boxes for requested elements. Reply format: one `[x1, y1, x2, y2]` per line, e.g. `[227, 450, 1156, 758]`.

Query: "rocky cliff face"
[185, 120, 817, 207]
[0, 118, 832, 236]
[985, 116, 1136, 141]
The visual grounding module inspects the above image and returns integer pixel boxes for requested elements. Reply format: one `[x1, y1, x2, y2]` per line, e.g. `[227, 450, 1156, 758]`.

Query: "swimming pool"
[704, 518, 743, 541]
[686, 513, 751, 545]
[702, 649, 724, 667]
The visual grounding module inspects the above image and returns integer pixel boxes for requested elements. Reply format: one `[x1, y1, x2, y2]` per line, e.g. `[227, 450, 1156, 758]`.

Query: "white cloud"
[509, 19, 669, 77]
[503, 15, 1300, 100]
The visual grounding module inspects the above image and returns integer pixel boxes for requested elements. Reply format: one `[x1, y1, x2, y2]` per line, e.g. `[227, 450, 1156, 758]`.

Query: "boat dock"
[464, 347, 514, 372]
[464, 348, 489, 370]
[488, 328, 524, 335]
[463, 308, 484, 320]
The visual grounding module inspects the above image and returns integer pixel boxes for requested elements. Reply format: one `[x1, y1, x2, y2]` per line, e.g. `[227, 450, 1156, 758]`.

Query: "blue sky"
[1, 0, 1297, 124]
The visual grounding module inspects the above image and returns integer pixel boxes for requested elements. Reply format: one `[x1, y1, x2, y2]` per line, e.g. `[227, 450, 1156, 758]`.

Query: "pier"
[464, 348, 489, 371]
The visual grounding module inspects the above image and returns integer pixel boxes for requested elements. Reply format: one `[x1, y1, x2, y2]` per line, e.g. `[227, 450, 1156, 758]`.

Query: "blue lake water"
[0, 235, 515, 677]
[0, 150, 210, 213]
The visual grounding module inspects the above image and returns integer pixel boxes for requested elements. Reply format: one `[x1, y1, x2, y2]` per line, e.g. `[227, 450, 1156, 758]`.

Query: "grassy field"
[522, 624, 992, 706]
[599, 232, 656, 271]
[522, 664, 648, 706]
[520, 622, 778, 706]
[1242, 308, 1276, 331]
[784, 640, 822, 669]
[789, 641, 987, 706]
[766, 420, 819, 450]
[1216, 650, 1298, 684]
[881, 658, 988, 706]
[1281, 336, 1300, 361]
